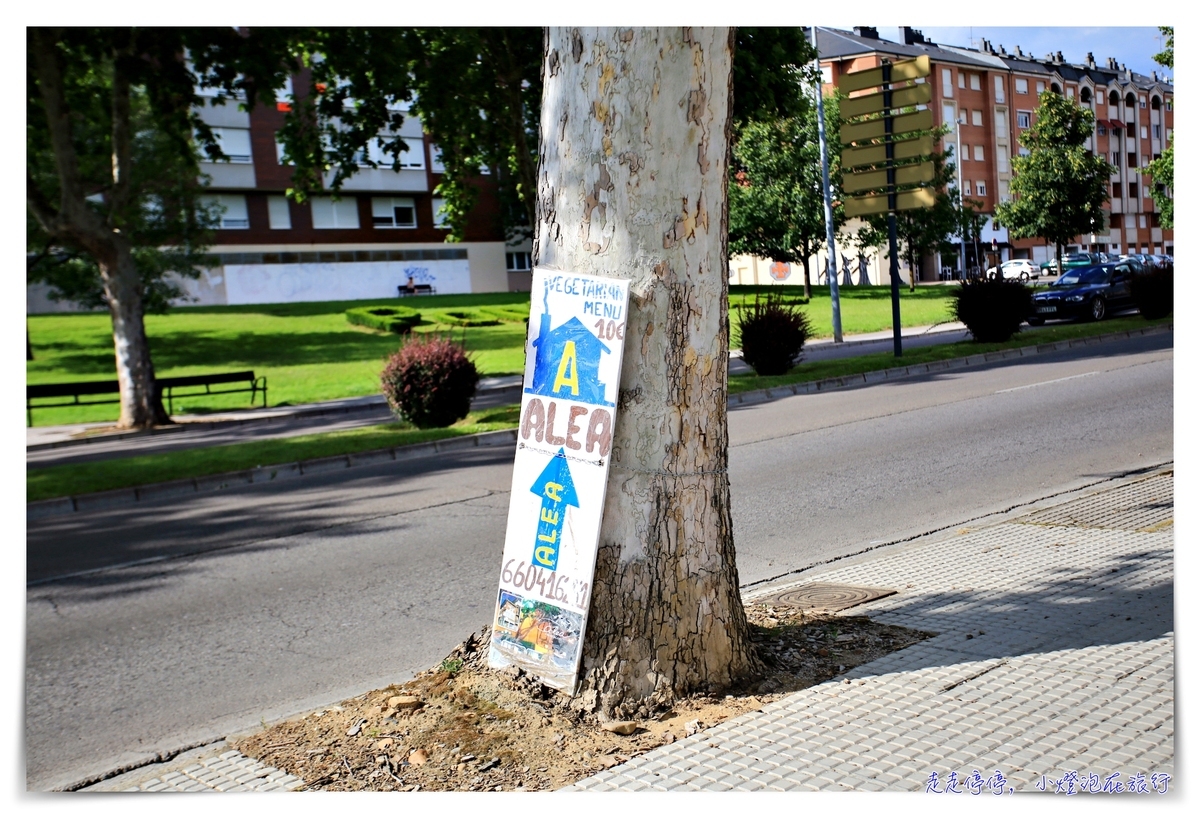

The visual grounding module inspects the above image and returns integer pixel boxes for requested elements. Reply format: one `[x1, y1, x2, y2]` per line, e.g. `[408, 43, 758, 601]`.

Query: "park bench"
[26, 371, 267, 426]
[397, 283, 436, 297]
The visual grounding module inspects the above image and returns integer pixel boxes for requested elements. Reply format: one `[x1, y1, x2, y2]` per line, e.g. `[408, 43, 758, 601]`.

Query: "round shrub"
[381, 334, 479, 428]
[952, 277, 1033, 342]
[736, 291, 812, 376]
[1130, 268, 1173, 320]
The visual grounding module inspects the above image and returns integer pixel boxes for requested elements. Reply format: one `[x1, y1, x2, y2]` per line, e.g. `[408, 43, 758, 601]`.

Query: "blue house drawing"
[527, 300, 613, 406]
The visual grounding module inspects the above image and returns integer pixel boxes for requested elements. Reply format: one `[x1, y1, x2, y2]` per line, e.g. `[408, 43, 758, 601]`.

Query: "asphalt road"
[25, 331, 1173, 790]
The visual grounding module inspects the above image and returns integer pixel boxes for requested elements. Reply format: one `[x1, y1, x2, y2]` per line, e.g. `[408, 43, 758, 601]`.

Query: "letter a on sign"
[490, 268, 630, 691]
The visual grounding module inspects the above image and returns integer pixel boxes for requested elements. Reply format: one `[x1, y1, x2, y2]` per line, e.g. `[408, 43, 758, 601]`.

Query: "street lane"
[25, 331, 1172, 790]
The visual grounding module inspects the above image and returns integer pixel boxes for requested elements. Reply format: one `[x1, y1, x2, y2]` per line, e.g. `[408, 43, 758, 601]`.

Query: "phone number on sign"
[502, 559, 591, 609]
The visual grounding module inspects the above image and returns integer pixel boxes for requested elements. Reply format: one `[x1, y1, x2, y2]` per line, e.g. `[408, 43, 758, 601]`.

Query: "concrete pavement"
[83, 464, 1174, 794]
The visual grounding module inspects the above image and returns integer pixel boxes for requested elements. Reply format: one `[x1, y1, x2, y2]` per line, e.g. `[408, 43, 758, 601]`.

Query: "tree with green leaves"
[853, 129, 958, 291]
[995, 90, 1113, 273]
[1146, 26, 1173, 229]
[728, 91, 843, 299]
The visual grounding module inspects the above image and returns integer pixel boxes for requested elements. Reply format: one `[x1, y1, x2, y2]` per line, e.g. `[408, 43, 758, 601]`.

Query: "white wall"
[219, 259, 471, 305]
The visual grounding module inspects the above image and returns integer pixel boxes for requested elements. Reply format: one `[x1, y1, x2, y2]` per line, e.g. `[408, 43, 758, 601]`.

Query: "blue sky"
[843, 26, 1171, 82]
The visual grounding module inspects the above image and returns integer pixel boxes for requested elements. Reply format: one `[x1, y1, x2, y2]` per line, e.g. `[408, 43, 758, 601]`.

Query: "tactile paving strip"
[1015, 472, 1173, 533]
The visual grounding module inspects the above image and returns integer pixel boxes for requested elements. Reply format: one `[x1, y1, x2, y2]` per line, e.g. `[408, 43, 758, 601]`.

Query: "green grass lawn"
[27, 404, 521, 503]
[20, 283, 1034, 426]
[28, 314, 1169, 503]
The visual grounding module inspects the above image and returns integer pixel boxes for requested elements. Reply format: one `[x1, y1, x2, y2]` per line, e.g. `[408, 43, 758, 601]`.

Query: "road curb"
[29, 323, 1170, 519]
[28, 428, 519, 520]
[729, 322, 1171, 406]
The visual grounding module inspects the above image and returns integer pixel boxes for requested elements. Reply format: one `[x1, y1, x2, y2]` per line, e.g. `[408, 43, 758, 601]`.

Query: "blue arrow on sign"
[529, 448, 579, 572]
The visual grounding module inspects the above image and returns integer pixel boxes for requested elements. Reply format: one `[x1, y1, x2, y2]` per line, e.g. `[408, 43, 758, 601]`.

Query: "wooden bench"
[397, 283, 436, 297]
[26, 371, 267, 426]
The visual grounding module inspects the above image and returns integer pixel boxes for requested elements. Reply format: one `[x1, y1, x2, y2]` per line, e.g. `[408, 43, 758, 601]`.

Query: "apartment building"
[820, 26, 1173, 277]
[28, 69, 533, 313]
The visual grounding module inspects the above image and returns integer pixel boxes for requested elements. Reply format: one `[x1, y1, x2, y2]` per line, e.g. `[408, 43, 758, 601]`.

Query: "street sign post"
[837, 54, 934, 357]
[489, 268, 630, 692]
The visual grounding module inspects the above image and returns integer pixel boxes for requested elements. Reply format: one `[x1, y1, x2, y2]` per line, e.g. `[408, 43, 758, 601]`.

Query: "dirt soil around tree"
[234, 602, 933, 792]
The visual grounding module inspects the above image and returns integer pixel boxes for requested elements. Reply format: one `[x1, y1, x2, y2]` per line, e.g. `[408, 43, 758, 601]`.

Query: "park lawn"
[27, 404, 522, 503]
[27, 285, 952, 426]
[28, 315, 1169, 503]
[728, 314, 1173, 395]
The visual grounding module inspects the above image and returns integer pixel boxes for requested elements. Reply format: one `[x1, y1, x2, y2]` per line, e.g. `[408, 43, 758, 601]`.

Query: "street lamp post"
[956, 115, 967, 278]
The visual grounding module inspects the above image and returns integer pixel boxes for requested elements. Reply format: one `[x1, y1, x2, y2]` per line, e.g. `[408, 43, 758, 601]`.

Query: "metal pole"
[883, 60, 902, 357]
[812, 26, 843, 343]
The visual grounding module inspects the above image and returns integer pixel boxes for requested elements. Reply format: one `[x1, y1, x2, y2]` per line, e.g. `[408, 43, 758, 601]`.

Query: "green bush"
[346, 305, 421, 334]
[380, 335, 479, 428]
[477, 305, 531, 323]
[952, 278, 1032, 342]
[424, 308, 502, 327]
[736, 291, 812, 376]
[1130, 268, 1173, 320]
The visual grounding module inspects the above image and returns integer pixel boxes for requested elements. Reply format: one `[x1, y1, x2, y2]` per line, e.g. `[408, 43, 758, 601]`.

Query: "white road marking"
[996, 371, 1099, 393]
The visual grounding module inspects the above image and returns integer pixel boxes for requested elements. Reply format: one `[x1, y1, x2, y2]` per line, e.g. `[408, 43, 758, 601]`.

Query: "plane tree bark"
[535, 27, 760, 718]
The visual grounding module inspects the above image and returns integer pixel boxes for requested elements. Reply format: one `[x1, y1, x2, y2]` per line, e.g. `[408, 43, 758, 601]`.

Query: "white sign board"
[488, 268, 630, 691]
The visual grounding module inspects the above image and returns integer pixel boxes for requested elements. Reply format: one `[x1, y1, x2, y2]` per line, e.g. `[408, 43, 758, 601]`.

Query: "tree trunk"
[535, 26, 759, 718]
[101, 246, 169, 428]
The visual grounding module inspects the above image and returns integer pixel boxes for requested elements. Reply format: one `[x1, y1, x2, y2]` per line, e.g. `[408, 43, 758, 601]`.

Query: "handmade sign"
[488, 268, 630, 690]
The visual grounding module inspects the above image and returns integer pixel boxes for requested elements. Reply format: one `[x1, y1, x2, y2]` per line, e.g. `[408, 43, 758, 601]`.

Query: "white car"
[986, 259, 1038, 282]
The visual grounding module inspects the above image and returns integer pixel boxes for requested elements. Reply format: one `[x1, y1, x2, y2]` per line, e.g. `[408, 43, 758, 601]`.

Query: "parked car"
[1121, 253, 1160, 271]
[1149, 254, 1173, 272]
[1039, 252, 1102, 275]
[986, 258, 1039, 281]
[1027, 262, 1138, 324]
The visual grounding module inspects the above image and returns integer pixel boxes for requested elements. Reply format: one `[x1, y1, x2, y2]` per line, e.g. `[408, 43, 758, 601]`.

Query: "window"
[997, 146, 1009, 173]
[267, 196, 291, 230]
[994, 75, 1005, 103]
[1015, 78, 1028, 94]
[961, 145, 970, 161]
[999, 180, 1010, 202]
[960, 108, 969, 125]
[975, 181, 986, 196]
[1152, 124, 1161, 139]
[1111, 213, 1121, 229]
[204, 194, 249, 229]
[1018, 146, 1031, 157]
[371, 196, 416, 228]
[971, 110, 983, 126]
[431, 197, 449, 229]
[1166, 100, 1172, 111]
[275, 77, 293, 111]
[1140, 126, 1148, 139]
[1036, 81, 1045, 94]
[1128, 182, 1139, 199]
[430, 145, 446, 174]
[206, 127, 252, 163]
[1017, 111, 1031, 129]
[312, 196, 360, 229]
[969, 73, 980, 91]
[1128, 152, 1137, 167]
[942, 102, 957, 127]
[1139, 214, 1147, 228]
[506, 252, 532, 272]
[941, 67, 953, 95]
[1098, 122, 1107, 135]
[1127, 123, 1136, 138]
[995, 110, 1008, 136]
[820, 65, 833, 83]
[963, 178, 972, 193]
[958, 72, 965, 89]
[1140, 95, 1147, 108]
[1111, 151, 1120, 166]
[973, 144, 984, 161]
[275, 136, 292, 165]
[362, 137, 425, 169]
[1113, 182, 1122, 197]
[1141, 154, 1149, 168]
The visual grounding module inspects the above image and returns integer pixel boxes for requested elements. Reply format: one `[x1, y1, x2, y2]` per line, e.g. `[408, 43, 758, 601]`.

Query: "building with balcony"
[731, 26, 1173, 287]
[29, 68, 533, 313]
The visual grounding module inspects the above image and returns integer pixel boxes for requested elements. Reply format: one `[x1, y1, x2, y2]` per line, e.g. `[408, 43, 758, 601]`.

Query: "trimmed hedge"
[424, 308, 502, 327]
[346, 305, 422, 334]
[736, 291, 812, 376]
[952, 277, 1032, 342]
[380, 334, 479, 428]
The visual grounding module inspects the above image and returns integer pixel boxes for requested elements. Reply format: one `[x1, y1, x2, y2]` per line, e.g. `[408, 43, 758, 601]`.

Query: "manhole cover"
[757, 582, 897, 613]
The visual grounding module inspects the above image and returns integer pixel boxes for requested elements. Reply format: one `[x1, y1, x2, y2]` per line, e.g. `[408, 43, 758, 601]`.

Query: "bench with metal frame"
[26, 371, 267, 426]
[397, 283, 436, 297]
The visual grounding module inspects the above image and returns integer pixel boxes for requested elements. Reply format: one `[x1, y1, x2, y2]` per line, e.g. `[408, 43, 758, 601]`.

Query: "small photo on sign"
[492, 589, 583, 673]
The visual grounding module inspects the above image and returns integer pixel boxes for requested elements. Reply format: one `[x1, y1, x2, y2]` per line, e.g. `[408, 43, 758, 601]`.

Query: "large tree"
[536, 27, 758, 716]
[728, 92, 844, 298]
[995, 90, 1113, 270]
[1147, 26, 1173, 229]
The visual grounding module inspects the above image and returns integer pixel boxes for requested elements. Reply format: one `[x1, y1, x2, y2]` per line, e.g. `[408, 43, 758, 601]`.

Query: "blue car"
[1027, 263, 1138, 325]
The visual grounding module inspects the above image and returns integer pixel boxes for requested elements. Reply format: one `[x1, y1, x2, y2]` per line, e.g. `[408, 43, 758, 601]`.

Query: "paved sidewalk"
[83, 465, 1173, 793]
